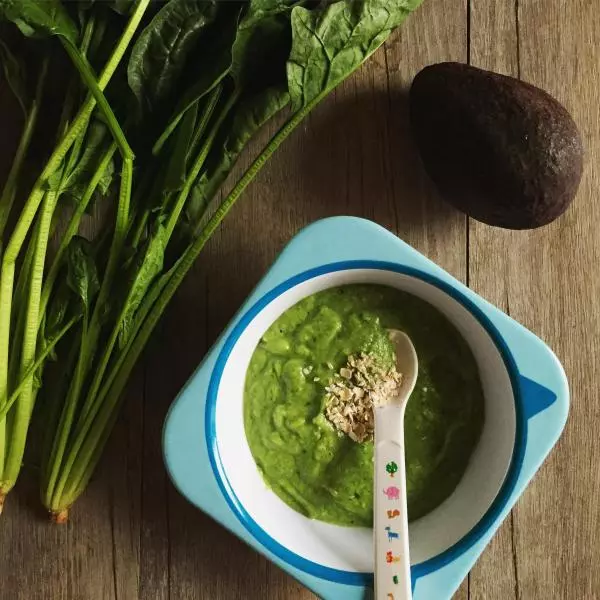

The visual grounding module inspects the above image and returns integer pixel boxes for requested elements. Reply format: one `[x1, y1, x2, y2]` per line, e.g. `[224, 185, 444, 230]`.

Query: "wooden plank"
[61, 370, 145, 600]
[506, 1, 600, 598]
[383, 1, 469, 597]
[108, 367, 144, 600]
[383, 0, 468, 281]
[0, 477, 69, 600]
[467, 1, 520, 598]
[0, 379, 143, 600]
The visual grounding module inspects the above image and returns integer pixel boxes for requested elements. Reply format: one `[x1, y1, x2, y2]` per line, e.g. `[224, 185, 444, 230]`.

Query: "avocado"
[409, 62, 584, 229]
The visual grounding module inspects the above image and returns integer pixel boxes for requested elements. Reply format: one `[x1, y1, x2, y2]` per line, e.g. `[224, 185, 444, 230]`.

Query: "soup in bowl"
[209, 265, 517, 580]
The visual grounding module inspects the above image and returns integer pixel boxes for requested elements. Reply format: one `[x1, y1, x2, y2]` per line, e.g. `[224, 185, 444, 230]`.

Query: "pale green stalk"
[39, 142, 118, 321]
[128, 84, 223, 249]
[0, 59, 48, 239]
[0, 58, 48, 485]
[45, 157, 133, 504]
[52, 105, 311, 510]
[2, 189, 62, 484]
[74, 93, 238, 429]
[164, 91, 237, 241]
[79, 156, 133, 366]
[0, 0, 150, 496]
[0, 316, 79, 423]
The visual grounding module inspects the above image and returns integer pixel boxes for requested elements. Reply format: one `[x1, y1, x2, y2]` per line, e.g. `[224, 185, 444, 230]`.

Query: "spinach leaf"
[67, 237, 100, 315]
[151, 5, 241, 155]
[162, 99, 200, 196]
[179, 0, 297, 225]
[0, 37, 27, 115]
[287, 0, 422, 111]
[0, 0, 78, 44]
[118, 221, 167, 348]
[61, 120, 115, 202]
[230, 0, 296, 89]
[185, 84, 290, 226]
[45, 279, 74, 341]
[44, 277, 78, 361]
[111, 0, 136, 16]
[127, 0, 219, 116]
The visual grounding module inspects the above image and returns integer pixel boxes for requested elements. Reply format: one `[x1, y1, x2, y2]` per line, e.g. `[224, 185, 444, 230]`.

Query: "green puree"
[243, 285, 484, 527]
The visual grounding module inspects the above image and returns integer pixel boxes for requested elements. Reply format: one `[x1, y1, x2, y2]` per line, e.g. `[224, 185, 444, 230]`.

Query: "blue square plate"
[163, 217, 568, 599]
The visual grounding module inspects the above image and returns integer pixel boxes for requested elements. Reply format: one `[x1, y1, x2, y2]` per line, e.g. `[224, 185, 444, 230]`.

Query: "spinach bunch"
[0, 0, 423, 518]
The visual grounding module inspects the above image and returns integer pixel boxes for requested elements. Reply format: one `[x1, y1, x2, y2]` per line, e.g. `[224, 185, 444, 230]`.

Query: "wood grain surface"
[0, 0, 599, 598]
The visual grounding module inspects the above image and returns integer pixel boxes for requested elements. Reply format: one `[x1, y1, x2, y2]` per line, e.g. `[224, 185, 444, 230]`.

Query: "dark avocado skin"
[409, 62, 584, 229]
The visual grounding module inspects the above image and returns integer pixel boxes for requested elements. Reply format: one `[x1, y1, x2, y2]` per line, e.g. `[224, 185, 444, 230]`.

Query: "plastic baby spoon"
[374, 329, 418, 600]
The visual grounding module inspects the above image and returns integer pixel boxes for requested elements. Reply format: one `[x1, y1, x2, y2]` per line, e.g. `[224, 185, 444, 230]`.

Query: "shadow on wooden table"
[288, 86, 451, 236]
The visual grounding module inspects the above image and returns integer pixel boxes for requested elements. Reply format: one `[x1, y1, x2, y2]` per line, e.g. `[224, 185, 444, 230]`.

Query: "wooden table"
[1, 1, 598, 598]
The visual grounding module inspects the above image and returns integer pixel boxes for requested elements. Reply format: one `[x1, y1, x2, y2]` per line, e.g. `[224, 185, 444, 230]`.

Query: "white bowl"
[211, 266, 516, 576]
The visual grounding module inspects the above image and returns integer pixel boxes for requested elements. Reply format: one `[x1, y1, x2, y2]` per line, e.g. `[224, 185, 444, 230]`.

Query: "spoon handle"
[374, 406, 412, 600]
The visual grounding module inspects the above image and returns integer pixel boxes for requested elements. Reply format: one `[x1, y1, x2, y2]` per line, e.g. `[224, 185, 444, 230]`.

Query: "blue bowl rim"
[205, 260, 526, 586]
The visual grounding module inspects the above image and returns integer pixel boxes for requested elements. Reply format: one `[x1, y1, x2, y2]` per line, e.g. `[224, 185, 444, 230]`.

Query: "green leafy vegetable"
[186, 84, 290, 227]
[0, 0, 78, 43]
[0, 0, 423, 518]
[230, 0, 295, 87]
[287, 0, 419, 110]
[0, 0, 151, 504]
[162, 99, 200, 195]
[149, 6, 241, 156]
[0, 38, 27, 116]
[118, 222, 166, 348]
[127, 0, 219, 115]
[0, 42, 48, 238]
[66, 237, 100, 315]
[61, 121, 115, 200]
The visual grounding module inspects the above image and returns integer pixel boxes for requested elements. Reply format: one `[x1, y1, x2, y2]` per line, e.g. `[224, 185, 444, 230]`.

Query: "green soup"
[243, 285, 484, 527]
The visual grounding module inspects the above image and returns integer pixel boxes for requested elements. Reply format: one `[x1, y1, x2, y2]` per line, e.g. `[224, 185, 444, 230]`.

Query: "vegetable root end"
[50, 509, 69, 524]
[0, 492, 5, 515]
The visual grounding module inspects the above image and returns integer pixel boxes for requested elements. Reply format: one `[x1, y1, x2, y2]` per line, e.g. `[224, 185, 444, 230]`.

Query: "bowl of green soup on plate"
[164, 217, 568, 598]
[210, 265, 516, 572]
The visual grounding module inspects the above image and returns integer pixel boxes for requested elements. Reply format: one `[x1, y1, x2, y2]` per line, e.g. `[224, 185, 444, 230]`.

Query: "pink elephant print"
[383, 485, 400, 500]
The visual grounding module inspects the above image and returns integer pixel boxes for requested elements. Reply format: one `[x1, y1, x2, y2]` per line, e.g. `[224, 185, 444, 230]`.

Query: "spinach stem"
[186, 85, 223, 169]
[164, 90, 238, 241]
[39, 143, 118, 321]
[0, 422, 4, 487]
[43, 315, 87, 507]
[40, 336, 81, 494]
[128, 84, 224, 250]
[74, 89, 233, 430]
[0, 58, 48, 480]
[47, 156, 133, 507]
[123, 168, 155, 247]
[0, 316, 79, 423]
[60, 40, 133, 161]
[1, 188, 62, 487]
[0, 58, 48, 239]
[152, 80, 226, 157]
[8, 218, 41, 393]
[152, 113, 184, 157]
[53, 105, 312, 509]
[0, 0, 150, 495]
[129, 209, 150, 251]
[80, 156, 133, 370]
